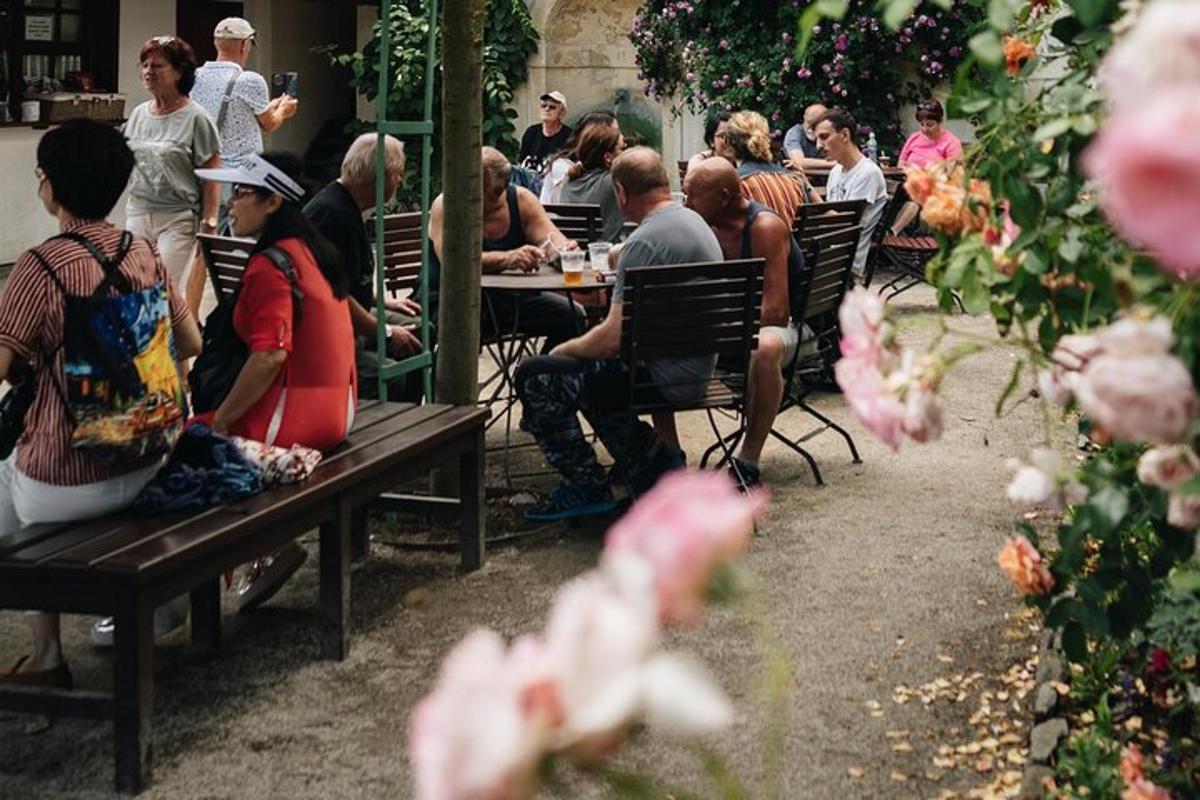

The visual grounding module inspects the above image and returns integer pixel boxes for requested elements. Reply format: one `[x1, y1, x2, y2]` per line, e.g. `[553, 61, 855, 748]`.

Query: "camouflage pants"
[514, 355, 658, 490]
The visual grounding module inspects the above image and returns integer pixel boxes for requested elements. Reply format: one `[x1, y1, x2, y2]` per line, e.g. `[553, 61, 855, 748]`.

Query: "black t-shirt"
[518, 123, 572, 173]
[303, 181, 372, 310]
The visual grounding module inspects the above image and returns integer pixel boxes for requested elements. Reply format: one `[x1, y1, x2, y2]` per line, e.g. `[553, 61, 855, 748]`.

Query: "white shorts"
[0, 454, 161, 536]
[760, 323, 801, 366]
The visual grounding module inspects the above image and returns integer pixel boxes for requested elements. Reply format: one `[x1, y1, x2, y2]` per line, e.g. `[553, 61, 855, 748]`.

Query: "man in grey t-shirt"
[515, 147, 722, 521]
[815, 107, 889, 278]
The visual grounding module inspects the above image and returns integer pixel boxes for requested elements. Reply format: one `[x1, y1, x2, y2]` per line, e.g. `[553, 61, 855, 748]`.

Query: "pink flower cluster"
[408, 471, 767, 800]
[1005, 448, 1087, 512]
[1038, 315, 1198, 446]
[1120, 744, 1173, 800]
[835, 288, 944, 450]
[1085, 0, 1200, 280]
[1138, 445, 1200, 529]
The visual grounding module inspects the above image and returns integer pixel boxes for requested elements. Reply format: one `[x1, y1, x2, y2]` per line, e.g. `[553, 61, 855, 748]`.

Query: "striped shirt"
[0, 220, 189, 486]
[739, 171, 811, 230]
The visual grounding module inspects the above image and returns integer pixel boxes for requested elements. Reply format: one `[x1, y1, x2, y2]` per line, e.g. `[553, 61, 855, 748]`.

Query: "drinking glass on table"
[588, 242, 612, 275]
[537, 236, 561, 270]
[561, 250, 586, 286]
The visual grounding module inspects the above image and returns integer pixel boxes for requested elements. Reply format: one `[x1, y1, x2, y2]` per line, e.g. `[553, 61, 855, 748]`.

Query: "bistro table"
[479, 264, 613, 483]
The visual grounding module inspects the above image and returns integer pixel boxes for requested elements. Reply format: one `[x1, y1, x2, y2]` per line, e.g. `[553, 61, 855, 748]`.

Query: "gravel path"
[0, 284, 1070, 799]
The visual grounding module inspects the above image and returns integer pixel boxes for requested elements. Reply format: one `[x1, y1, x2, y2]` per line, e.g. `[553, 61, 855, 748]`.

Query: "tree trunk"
[435, 0, 486, 408]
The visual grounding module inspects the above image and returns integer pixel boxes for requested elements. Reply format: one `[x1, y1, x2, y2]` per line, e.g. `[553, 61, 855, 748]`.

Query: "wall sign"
[24, 14, 52, 41]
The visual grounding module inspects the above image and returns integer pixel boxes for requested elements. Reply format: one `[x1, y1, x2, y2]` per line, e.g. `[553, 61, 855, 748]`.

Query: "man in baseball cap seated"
[518, 90, 572, 174]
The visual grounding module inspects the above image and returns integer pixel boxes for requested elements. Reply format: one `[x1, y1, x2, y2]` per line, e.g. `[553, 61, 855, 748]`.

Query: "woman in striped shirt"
[0, 121, 201, 689]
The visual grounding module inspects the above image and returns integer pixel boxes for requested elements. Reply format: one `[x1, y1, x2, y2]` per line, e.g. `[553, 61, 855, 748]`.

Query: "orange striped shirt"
[739, 171, 810, 229]
[0, 220, 189, 486]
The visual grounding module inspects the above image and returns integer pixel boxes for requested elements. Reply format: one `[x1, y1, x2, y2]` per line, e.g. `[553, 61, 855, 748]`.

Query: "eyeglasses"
[230, 184, 261, 200]
[540, 102, 560, 110]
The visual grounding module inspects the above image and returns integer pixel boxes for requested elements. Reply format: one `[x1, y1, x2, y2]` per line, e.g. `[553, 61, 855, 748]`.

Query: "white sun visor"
[195, 154, 305, 203]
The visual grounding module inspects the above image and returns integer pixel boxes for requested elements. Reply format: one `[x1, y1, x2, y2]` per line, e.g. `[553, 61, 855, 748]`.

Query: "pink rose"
[603, 470, 766, 625]
[838, 287, 886, 341]
[1167, 493, 1200, 529]
[1101, 0, 1200, 110]
[902, 385, 943, 443]
[1137, 446, 1200, 489]
[839, 363, 906, 451]
[1120, 744, 1145, 784]
[1097, 316, 1174, 358]
[996, 534, 1055, 596]
[1005, 448, 1087, 511]
[1122, 778, 1173, 800]
[1083, 89, 1200, 279]
[1075, 351, 1198, 444]
[409, 630, 545, 800]
[1052, 334, 1103, 372]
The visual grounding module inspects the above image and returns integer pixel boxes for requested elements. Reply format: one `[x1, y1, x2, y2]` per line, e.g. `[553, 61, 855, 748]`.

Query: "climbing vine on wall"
[631, 0, 985, 148]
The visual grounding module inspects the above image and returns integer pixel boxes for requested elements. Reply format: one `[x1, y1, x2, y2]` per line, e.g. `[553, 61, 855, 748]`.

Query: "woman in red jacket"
[198, 152, 356, 608]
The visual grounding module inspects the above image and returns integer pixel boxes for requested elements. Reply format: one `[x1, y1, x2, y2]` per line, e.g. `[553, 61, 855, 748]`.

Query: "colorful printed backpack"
[30, 231, 187, 463]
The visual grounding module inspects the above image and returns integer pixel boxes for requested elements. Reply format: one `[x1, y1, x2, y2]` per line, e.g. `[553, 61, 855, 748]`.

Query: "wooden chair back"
[367, 212, 424, 297]
[798, 226, 862, 322]
[677, 159, 690, 185]
[874, 182, 911, 246]
[792, 199, 866, 250]
[544, 203, 602, 247]
[196, 233, 255, 304]
[620, 258, 764, 411]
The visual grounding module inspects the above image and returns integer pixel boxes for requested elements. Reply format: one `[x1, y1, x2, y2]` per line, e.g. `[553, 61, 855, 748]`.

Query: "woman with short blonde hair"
[721, 110, 812, 228]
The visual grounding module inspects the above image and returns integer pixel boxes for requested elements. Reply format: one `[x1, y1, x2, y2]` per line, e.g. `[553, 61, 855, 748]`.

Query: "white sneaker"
[90, 595, 190, 648]
[235, 541, 308, 613]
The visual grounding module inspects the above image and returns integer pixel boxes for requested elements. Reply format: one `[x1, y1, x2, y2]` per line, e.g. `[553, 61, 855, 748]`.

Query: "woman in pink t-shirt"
[893, 100, 964, 233]
[899, 99, 963, 168]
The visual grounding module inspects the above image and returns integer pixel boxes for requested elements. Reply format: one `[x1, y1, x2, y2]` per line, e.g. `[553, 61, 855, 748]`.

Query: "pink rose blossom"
[997, 534, 1055, 596]
[409, 630, 545, 800]
[1168, 493, 1200, 529]
[902, 385, 943, 443]
[1083, 89, 1200, 279]
[1101, 0, 1200, 111]
[1075, 351, 1198, 444]
[837, 361, 906, 450]
[603, 470, 766, 625]
[1006, 448, 1087, 511]
[1097, 315, 1174, 357]
[1122, 778, 1173, 800]
[1137, 446, 1200, 489]
[838, 287, 886, 343]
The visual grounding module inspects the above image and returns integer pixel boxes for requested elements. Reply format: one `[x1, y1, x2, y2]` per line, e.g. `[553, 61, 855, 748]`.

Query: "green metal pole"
[374, 0, 393, 402]
[419, 0, 439, 402]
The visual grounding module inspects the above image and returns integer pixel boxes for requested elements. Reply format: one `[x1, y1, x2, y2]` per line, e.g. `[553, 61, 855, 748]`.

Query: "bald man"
[684, 157, 806, 488]
[427, 146, 582, 349]
[784, 103, 835, 171]
[514, 147, 723, 520]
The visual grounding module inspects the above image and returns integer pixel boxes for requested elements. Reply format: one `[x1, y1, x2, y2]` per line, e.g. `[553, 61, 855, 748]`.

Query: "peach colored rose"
[1121, 744, 1146, 784]
[997, 534, 1055, 595]
[602, 470, 766, 625]
[962, 179, 993, 233]
[905, 166, 936, 205]
[1083, 90, 1200, 280]
[1137, 446, 1200, 490]
[1004, 36, 1036, 77]
[921, 186, 967, 235]
[1122, 778, 1173, 800]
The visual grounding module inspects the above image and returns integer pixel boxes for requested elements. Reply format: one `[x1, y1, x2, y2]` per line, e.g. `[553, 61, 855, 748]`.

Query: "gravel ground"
[0, 283, 1072, 799]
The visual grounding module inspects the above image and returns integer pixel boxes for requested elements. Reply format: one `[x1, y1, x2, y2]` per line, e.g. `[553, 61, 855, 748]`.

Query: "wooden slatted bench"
[0, 400, 487, 794]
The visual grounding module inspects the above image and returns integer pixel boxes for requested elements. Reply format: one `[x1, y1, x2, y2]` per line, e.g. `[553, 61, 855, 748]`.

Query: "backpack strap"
[55, 230, 135, 295]
[260, 245, 304, 323]
[215, 71, 240, 135]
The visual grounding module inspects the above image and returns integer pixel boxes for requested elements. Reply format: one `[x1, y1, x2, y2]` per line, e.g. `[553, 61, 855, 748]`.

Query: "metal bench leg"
[459, 429, 486, 572]
[319, 499, 352, 661]
[797, 400, 862, 464]
[768, 427, 824, 486]
[189, 580, 221, 648]
[113, 591, 154, 795]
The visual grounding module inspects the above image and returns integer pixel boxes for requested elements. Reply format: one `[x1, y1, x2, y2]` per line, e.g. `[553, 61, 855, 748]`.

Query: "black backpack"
[189, 246, 303, 414]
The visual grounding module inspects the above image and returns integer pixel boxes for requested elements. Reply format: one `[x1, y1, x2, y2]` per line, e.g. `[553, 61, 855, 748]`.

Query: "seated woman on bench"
[0, 121, 202, 688]
[193, 152, 357, 612]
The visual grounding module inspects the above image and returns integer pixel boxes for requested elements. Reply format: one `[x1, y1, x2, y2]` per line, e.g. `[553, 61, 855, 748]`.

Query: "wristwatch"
[201, 215, 218, 230]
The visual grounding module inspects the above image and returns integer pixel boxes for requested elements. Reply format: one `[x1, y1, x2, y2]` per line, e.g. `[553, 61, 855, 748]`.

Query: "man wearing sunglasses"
[518, 91, 572, 174]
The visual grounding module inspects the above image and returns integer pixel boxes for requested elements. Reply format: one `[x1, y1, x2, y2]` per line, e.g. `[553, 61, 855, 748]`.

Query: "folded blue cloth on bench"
[134, 423, 264, 513]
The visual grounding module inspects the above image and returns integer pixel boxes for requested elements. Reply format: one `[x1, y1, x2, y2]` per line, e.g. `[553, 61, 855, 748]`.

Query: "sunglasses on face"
[540, 102, 560, 110]
[230, 184, 261, 200]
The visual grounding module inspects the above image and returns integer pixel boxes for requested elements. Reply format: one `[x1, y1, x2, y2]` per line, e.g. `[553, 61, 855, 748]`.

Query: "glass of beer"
[588, 242, 612, 275]
[561, 250, 586, 286]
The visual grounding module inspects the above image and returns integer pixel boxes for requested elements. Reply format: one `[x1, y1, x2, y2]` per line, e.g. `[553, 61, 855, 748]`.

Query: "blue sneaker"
[526, 483, 618, 522]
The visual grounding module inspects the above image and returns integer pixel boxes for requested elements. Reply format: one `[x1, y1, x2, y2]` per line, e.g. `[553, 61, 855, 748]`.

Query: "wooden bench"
[0, 401, 487, 794]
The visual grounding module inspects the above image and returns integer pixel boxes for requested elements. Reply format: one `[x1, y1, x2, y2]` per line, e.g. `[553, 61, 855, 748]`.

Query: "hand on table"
[506, 245, 543, 273]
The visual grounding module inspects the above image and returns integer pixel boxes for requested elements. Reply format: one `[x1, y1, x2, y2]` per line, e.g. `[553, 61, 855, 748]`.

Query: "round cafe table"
[478, 264, 613, 484]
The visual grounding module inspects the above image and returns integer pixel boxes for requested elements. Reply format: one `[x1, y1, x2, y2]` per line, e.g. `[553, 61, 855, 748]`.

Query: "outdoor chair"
[544, 202, 602, 247]
[677, 159, 690, 185]
[196, 232, 255, 305]
[620, 258, 764, 491]
[698, 227, 862, 486]
[863, 183, 953, 306]
[792, 198, 865, 251]
[368, 211, 424, 300]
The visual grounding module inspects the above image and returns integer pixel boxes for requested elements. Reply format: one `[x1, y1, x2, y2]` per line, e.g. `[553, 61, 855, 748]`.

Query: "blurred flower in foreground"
[997, 534, 1055, 596]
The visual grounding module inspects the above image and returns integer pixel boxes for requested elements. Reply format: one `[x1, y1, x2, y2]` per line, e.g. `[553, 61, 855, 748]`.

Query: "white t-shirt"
[826, 155, 889, 276]
[539, 157, 572, 205]
[191, 61, 270, 167]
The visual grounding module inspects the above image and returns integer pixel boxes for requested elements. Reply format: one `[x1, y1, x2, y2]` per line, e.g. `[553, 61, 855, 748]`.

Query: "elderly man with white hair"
[304, 133, 422, 398]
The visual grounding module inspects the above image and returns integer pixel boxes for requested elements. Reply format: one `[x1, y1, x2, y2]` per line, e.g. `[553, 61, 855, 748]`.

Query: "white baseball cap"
[540, 91, 567, 109]
[214, 17, 256, 41]
[196, 154, 305, 203]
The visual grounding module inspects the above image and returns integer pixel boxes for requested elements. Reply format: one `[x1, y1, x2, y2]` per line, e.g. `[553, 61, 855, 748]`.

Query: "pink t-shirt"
[899, 129, 963, 168]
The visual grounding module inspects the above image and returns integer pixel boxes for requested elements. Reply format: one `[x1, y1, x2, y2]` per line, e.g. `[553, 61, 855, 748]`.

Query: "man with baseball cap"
[192, 17, 298, 175]
[518, 90, 572, 174]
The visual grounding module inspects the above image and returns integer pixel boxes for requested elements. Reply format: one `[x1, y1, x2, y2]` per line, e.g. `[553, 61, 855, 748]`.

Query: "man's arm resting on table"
[551, 302, 621, 360]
